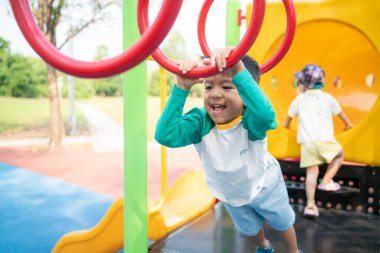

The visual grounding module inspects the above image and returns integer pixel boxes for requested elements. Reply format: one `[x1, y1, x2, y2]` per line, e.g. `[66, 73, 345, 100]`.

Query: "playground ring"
[198, 0, 296, 74]
[10, 0, 183, 78]
[138, 0, 266, 78]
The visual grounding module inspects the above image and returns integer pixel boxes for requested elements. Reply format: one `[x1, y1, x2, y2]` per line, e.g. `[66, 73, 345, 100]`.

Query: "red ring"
[138, 0, 266, 78]
[198, 0, 296, 74]
[260, 0, 296, 73]
[197, 0, 213, 57]
[10, 0, 183, 78]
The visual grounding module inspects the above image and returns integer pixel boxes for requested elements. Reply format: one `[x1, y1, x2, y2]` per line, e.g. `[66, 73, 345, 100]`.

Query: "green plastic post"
[123, 0, 147, 252]
[226, 0, 241, 46]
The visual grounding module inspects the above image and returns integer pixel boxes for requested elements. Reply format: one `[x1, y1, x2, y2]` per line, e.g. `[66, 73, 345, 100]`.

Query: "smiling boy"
[155, 47, 301, 253]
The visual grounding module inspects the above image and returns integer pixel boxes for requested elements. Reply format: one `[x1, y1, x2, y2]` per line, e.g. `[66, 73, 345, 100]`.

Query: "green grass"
[0, 97, 48, 133]
[0, 97, 87, 135]
[85, 96, 204, 140]
[0, 96, 203, 140]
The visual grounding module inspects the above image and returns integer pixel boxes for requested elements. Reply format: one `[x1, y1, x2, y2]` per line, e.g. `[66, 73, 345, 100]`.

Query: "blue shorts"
[223, 166, 295, 236]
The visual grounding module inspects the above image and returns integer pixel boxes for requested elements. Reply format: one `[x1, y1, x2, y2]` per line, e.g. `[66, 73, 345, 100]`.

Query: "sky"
[0, 0, 253, 62]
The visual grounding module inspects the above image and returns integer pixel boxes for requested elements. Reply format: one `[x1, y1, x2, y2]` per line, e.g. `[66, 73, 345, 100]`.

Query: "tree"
[0, 38, 11, 94]
[31, 0, 117, 149]
[148, 31, 204, 97]
[93, 45, 122, 97]
[0, 37, 10, 54]
[161, 31, 189, 60]
[5, 55, 48, 97]
[149, 31, 197, 96]
[0, 37, 48, 97]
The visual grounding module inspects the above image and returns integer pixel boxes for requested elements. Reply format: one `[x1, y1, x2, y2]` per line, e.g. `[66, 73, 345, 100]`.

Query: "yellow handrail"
[159, 66, 168, 197]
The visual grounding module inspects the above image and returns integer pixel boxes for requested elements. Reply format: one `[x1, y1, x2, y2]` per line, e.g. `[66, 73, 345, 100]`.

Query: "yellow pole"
[159, 66, 168, 197]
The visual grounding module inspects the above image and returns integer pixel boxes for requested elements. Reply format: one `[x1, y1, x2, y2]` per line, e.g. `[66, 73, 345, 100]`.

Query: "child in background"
[155, 47, 302, 253]
[283, 64, 353, 218]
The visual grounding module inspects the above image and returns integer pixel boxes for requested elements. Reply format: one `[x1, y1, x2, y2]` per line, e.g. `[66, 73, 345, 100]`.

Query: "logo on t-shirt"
[240, 148, 248, 157]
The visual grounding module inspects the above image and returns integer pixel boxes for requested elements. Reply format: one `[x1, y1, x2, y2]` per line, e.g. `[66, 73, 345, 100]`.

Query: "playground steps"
[285, 181, 360, 195]
[279, 159, 380, 216]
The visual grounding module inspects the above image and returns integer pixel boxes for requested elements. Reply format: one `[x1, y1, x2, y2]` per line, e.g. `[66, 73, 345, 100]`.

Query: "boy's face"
[203, 73, 244, 124]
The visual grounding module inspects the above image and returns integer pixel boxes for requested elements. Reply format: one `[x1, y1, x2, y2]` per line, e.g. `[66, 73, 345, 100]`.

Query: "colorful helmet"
[295, 64, 325, 89]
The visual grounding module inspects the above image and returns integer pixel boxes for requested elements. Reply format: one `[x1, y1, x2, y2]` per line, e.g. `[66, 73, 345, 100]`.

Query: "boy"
[283, 64, 353, 218]
[155, 47, 301, 253]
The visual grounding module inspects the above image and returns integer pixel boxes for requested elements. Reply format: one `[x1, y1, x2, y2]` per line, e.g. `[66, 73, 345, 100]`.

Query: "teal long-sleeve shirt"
[155, 69, 276, 147]
[155, 68, 277, 206]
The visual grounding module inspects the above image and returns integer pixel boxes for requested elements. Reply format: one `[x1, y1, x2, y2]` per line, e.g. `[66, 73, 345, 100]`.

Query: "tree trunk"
[47, 65, 64, 150]
[33, 0, 113, 150]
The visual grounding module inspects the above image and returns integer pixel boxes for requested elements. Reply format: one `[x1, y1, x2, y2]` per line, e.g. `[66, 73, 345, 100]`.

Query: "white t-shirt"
[194, 121, 277, 207]
[288, 90, 342, 144]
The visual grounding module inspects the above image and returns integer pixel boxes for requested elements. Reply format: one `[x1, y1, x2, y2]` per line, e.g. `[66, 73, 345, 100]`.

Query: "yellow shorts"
[300, 140, 342, 168]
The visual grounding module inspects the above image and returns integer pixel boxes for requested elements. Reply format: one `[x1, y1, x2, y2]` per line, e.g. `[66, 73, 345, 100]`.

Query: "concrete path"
[78, 103, 123, 152]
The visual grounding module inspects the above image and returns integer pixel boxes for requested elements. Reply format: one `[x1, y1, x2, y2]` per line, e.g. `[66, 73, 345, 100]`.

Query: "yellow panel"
[263, 20, 380, 133]
[246, 0, 380, 165]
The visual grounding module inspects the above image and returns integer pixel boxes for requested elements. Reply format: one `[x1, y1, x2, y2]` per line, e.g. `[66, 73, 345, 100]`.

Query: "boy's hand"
[344, 123, 353, 131]
[176, 60, 204, 91]
[282, 116, 292, 129]
[210, 46, 245, 75]
[338, 112, 353, 131]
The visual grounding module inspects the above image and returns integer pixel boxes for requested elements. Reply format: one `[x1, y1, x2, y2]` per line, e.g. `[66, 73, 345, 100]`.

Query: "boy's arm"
[233, 69, 277, 140]
[283, 97, 298, 129]
[283, 116, 293, 129]
[337, 111, 353, 131]
[327, 93, 353, 131]
[155, 85, 206, 148]
[155, 59, 211, 148]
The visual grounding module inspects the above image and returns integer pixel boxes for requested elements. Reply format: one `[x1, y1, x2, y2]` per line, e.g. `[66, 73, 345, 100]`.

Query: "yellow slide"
[246, 0, 380, 165]
[52, 170, 215, 253]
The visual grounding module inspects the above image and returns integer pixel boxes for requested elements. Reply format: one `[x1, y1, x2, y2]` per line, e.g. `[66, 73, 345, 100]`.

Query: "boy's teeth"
[212, 104, 225, 111]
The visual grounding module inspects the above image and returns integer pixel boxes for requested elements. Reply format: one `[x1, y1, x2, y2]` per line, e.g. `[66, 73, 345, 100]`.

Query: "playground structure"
[10, 0, 296, 252]
[5, 0, 380, 252]
[244, 0, 380, 218]
[247, 0, 380, 165]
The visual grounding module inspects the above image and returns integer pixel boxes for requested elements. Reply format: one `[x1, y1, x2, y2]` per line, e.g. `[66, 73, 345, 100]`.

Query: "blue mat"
[0, 162, 114, 253]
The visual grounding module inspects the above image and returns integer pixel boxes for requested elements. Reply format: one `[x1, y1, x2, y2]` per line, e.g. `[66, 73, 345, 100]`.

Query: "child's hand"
[344, 123, 353, 131]
[176, 60, 204, 91]
[282, 116, 292, 129]
[210, 47, 245, 74]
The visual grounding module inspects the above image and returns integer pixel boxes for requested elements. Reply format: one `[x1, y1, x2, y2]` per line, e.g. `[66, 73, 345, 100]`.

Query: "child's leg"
[253, 163, 300, 252]
[251, 228, 270, 249]
[320, 151, 344, 184]
[305, 165, 319, 208]
[277, 226, 299, 253]
[222, 202, 270, 249]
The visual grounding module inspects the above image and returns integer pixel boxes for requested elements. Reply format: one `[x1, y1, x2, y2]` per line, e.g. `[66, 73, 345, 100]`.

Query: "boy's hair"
[224, 55, 261, 84]
[200, 54, 261, 84]
[241, 55, 261, 84]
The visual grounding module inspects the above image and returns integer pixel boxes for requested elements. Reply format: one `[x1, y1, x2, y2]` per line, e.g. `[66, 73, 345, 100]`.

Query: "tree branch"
[58, 1, 115, 50]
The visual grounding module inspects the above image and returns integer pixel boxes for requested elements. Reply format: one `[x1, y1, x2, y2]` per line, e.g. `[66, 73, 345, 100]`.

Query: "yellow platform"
[246, 0, 380, 165]
[52, 170, 215, 253]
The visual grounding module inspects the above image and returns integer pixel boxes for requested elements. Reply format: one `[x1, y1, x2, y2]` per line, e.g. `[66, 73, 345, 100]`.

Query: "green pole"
[226, 0, 241, 46]
[123, 0, 147, 252]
